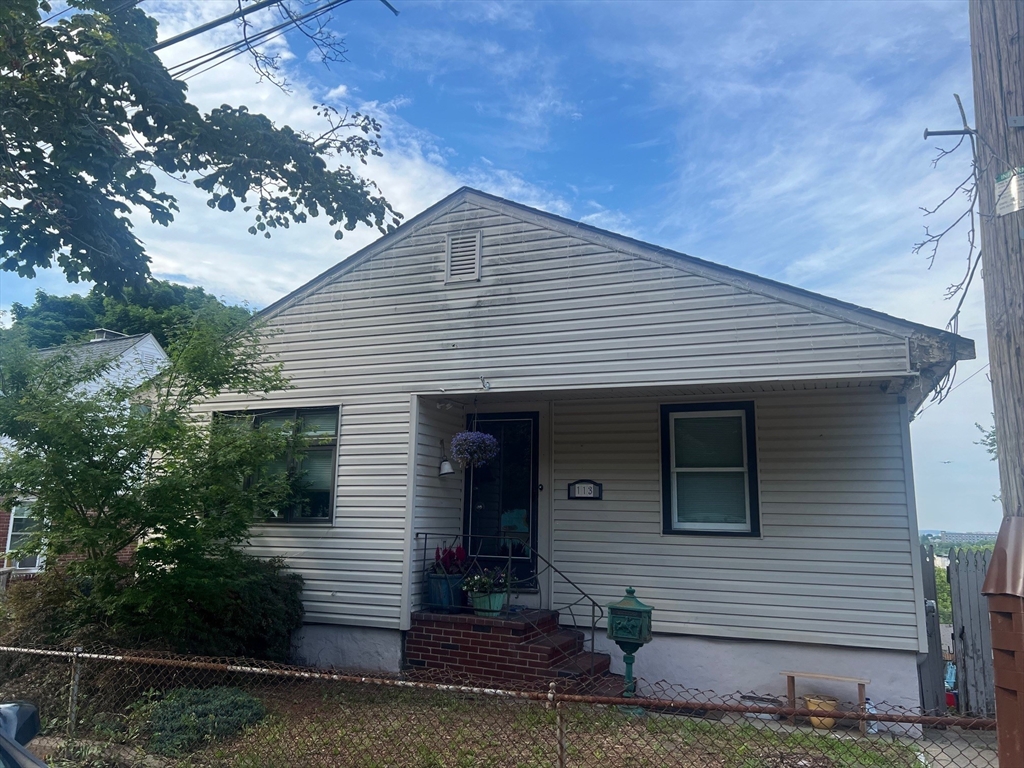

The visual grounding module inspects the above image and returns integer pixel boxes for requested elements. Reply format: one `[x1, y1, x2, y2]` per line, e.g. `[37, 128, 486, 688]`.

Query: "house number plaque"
[568, 479, 603, 500]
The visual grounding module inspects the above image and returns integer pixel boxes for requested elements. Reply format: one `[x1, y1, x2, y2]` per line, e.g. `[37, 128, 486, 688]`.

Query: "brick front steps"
[405, 609, 615, 687]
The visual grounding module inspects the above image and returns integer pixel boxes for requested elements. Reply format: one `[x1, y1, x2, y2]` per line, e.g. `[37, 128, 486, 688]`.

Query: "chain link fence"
[0, 643, 997, 767]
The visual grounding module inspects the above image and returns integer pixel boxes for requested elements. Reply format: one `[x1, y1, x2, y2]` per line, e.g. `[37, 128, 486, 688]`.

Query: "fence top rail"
[0, 643, 996, 731]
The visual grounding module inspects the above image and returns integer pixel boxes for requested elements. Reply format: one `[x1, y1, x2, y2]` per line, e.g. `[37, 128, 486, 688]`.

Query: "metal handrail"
[415, 531, 606, 677]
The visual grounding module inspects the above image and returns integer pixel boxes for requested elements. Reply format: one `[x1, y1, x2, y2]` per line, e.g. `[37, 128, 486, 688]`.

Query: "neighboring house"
[207, 187, 973, 708]
[0, 330, 169, 574]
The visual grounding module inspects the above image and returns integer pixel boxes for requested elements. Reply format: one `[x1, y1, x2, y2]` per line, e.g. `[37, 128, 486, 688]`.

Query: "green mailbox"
[606, 587, 653, 698]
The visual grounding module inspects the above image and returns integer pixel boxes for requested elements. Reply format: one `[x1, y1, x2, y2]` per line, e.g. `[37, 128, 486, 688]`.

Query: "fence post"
[549, 682, 566, 768]
[67, 646, 83, 736]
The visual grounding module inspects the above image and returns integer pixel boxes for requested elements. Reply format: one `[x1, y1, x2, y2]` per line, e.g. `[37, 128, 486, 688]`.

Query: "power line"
[167, 0, 354, 81]
[149, 0, 283, 52]
[917, 362, 991, 418]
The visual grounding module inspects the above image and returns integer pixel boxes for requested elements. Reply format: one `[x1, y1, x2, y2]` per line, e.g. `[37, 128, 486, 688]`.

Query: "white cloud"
[324, 84, 349, 101]
[124, 1, 577, 306]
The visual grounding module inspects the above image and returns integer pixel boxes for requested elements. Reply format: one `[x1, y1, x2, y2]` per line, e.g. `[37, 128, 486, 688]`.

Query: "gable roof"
[37, 332, 156, 365]
[259, 187, 973, 406]
[262, 188, 971, 347]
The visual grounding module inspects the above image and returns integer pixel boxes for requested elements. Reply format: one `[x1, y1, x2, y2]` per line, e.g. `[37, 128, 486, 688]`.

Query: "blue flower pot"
[426, 573, 465, 612]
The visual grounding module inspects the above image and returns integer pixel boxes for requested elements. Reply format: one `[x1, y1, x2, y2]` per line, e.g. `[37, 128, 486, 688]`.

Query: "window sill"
[259, 520, 334, 526]
[662, 528, 761, 538]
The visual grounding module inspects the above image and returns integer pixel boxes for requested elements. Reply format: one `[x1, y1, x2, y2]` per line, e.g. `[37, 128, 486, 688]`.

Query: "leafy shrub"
[1, 556, 304, 661]
[1, 571, 93, 645]
[140, 687, 265, 755]
[117, 554, 305, 660]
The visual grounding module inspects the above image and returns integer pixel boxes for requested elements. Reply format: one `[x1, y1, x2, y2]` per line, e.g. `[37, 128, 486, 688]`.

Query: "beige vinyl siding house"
[207, 187, 971, 706]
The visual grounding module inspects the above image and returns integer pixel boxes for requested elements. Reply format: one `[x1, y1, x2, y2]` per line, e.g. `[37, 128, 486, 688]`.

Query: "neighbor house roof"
[36, 330, 169, 391]
[37, 332, 154, 364]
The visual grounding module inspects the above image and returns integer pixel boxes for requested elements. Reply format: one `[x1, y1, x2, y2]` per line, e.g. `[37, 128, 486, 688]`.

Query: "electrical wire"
[165, 0, 353, 81]
[916, 362, 991, 418]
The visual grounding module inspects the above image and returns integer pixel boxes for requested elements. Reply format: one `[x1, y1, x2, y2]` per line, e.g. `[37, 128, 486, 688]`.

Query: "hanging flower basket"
[449, 430, 499, 468]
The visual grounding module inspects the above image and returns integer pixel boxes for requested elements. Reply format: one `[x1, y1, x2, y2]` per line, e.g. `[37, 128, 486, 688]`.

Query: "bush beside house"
[0, 308, 306, 660]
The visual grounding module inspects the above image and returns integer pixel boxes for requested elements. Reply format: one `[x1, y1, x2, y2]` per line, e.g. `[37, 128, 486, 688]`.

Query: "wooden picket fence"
[948, 548, 995, 717]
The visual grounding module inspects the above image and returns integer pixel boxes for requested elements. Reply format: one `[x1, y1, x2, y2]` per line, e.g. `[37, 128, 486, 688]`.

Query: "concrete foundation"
[291, 623, 402, 673]
[593, 632, 921, 712]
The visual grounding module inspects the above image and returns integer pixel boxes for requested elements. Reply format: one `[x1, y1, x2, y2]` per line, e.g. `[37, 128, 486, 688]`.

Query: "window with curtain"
[254, 408, 339, 523]
[7, 502, 42, 571]
[660, 402, 760, 536]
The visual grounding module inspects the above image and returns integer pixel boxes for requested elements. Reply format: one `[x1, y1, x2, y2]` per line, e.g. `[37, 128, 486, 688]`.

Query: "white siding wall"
[409, 402, 465, 612]
[552, 389, 922, 652]
[212, 198, 917, 632]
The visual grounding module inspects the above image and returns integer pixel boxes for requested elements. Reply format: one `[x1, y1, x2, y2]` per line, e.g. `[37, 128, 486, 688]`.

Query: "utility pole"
[973, 1, 1024, 764]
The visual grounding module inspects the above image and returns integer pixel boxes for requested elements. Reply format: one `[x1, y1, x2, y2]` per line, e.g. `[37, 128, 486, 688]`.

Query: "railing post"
[590, 603, 596, 677]
[67, 646, 83, 736]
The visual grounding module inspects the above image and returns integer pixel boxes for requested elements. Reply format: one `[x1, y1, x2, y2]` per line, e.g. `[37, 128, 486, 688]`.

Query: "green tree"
[976, 418, 997, 461]
[7, 280, 250, 349]
[935, 564, 952, 624]
[0, 306, 304, 657]
[1, 0, 401, 294]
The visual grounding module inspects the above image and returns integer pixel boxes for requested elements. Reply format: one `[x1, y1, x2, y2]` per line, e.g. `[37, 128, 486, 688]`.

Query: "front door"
[462, 412, 539, 589]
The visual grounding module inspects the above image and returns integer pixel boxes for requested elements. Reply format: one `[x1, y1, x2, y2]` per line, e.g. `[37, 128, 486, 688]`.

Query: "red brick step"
[405, 608, 613, 686]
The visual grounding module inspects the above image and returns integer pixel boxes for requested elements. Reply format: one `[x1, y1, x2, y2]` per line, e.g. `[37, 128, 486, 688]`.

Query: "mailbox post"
[606, 587, 653, 698]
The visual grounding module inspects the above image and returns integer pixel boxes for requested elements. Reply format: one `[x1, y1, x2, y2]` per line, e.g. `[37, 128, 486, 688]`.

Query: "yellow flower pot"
[804, 695, 839, 729]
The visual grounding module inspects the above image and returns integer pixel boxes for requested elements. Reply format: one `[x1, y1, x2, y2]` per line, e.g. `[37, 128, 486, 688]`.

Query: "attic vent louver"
[446, 232, 481, 283]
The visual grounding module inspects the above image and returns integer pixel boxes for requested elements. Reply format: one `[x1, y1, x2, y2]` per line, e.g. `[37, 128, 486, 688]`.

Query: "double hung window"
[661, 402, 760, 536]
[6, 502, 42, 571]
[255, 408, 339, 523]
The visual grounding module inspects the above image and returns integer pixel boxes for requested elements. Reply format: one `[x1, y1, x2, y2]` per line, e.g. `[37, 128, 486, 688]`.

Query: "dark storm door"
[462, 412, 539, 589]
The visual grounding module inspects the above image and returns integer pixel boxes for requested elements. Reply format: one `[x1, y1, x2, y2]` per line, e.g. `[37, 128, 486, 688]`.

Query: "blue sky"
[0, 0, 999, 530]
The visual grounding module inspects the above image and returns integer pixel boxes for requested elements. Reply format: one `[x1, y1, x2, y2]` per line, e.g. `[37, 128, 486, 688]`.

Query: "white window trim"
[6, 502, 44, 573]
[669, 409, 751, 533]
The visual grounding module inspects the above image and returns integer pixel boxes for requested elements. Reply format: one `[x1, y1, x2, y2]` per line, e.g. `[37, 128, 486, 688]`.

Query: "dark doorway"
[462, 412, 539, 589]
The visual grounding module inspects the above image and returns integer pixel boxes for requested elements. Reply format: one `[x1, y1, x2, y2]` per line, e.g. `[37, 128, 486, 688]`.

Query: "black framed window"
[660, 402, 760, 536]
[254, 408, 338, 523]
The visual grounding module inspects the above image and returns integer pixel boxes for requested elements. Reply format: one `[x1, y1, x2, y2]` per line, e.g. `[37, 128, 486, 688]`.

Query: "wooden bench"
[781, 671, 871, 733]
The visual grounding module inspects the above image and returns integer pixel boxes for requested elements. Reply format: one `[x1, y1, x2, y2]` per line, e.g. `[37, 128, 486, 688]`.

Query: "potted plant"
[449, 430, 499, 468]
[461, 567, 508, 617]
[425, 544, 467, 612]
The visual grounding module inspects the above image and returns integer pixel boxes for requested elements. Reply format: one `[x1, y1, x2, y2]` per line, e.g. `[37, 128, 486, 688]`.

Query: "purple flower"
[449, 430, 500, 468]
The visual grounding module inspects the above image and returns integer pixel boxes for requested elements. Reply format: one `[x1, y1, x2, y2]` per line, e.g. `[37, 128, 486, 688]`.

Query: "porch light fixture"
[439, 440, 455, 477]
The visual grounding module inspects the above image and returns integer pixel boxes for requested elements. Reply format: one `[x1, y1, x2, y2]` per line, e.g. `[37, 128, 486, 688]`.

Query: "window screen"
[661, 403, 759, 536]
